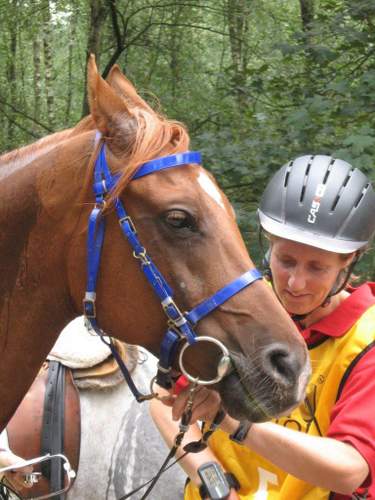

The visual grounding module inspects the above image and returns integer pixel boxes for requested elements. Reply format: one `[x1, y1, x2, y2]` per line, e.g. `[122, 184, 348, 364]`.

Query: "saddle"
[6, 361, 80, 499]
[5, 328, 133, 499]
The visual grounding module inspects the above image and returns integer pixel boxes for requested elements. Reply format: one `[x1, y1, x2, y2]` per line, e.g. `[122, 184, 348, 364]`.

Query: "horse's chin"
[217, 362, 304, 422]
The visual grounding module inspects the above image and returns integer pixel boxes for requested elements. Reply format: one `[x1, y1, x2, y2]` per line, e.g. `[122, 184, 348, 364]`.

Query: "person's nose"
[287, 268, 306, 292]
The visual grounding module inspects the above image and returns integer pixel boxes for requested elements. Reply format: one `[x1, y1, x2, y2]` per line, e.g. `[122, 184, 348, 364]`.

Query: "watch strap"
[229, 420, 252, 444]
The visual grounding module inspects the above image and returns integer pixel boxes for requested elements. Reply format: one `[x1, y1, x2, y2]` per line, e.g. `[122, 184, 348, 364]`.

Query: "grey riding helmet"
[258, 155, 375, 254]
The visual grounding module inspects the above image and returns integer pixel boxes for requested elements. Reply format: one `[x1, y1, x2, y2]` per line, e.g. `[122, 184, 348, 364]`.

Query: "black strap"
[229, 420, 252, 444]
[40, 361, 66, 499]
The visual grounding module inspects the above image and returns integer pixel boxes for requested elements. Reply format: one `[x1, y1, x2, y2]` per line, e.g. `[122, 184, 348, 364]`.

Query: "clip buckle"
[83, 297, 96, 318]
[119, 215, 137, 234]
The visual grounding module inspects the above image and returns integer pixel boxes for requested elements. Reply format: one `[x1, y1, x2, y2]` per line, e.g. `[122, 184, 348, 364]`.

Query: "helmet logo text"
[307, 184, 326, 224]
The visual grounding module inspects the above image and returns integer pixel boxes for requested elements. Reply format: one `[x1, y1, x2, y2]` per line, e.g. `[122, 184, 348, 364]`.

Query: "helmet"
[258, 155, 375, 254]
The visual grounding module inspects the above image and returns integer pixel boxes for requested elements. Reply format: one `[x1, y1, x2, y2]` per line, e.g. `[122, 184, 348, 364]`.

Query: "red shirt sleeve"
[327, 346, 375, 492]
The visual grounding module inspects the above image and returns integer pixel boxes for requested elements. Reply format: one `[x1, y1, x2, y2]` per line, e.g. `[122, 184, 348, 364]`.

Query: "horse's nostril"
[263, 344, 300, 386]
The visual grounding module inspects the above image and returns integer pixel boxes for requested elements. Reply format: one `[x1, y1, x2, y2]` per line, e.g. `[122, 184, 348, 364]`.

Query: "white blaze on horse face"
[197, 171, 226, 210]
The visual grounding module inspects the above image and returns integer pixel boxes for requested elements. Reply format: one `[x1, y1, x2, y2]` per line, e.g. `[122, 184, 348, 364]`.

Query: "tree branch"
[0, 96, 54, 132]
[0, 108, 41, 139]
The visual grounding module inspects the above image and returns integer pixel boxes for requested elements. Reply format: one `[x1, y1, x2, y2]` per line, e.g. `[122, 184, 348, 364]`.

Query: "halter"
[83, 137, 263, 401]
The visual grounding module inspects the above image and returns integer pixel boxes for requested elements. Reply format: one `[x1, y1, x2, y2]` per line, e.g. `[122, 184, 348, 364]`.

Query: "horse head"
[65, 56, 311, 421]
[12, 55, 307, 424]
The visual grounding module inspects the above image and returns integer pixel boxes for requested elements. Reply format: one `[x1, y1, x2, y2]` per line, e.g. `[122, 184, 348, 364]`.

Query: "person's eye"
[310, 264, 326, 273]
[279, 258, 294, 268]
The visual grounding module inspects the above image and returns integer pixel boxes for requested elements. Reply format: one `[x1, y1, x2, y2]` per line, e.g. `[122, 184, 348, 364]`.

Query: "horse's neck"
[0, 130, 95, 341]
[0, 130, 97, 430]
[0, 116, 95, 178]
[0, 129, 72, 178]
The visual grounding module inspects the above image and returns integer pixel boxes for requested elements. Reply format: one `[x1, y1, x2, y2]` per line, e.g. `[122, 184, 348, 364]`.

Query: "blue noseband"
[84, 138, 262, 401]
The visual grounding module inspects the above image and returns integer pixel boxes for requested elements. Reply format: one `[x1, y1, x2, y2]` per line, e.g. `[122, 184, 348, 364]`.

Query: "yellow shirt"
[185, 299, 375, 500]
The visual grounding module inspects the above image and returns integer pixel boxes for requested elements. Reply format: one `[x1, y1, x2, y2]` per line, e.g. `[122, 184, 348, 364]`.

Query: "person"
[150, 154, 375, 499]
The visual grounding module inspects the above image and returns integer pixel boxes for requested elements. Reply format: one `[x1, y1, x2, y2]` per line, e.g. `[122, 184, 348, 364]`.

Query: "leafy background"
[1, 0, 374, 279]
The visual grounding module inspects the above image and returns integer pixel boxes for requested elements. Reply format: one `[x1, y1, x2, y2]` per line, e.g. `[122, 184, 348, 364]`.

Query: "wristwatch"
[229, 420, 252, 444]
[198, 461, 240, 499]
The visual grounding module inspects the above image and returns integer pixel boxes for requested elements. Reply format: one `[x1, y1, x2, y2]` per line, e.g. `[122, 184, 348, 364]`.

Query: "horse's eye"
[164, 210, 195, 231]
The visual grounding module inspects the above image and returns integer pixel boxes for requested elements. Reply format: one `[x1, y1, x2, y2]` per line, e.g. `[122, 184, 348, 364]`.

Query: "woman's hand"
[170, 385, 222, 423]
[0, 449, 34, 491]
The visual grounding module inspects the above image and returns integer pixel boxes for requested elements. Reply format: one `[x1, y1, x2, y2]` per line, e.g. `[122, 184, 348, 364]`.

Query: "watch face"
[198, 463, 230, 500]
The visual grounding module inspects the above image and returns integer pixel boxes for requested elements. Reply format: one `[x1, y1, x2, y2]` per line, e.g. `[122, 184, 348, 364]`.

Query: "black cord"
[117, 451, 189, 499]
[117, 409, 227, 499]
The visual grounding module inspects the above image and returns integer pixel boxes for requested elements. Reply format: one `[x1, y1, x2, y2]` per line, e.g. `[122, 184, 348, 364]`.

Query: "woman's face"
[269, 238, 351, 316]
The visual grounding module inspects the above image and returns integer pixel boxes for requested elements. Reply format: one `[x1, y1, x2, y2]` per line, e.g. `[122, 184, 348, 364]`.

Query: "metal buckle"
[162, 297, 185, 325]
[133, 249, 151, 265]
[119, 215, 137, 234]
[0, 453, 76, 499]
[83, 298, 96, 318]
[94, 199, 106, 210]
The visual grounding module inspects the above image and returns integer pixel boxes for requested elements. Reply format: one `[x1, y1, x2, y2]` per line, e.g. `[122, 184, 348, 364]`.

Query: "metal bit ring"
[178, 336, 231, 385]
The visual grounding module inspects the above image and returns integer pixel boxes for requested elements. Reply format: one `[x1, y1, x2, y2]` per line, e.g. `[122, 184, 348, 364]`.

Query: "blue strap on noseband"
[186, 269, 262, 325]
[84, 140, 263, 399]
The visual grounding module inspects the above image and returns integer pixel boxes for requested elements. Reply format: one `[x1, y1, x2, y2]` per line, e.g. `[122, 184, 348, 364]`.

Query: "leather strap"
[41, 361, 66, 499]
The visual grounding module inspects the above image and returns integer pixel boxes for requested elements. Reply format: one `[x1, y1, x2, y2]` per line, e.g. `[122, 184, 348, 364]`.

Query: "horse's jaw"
[216, 352, 311, 422]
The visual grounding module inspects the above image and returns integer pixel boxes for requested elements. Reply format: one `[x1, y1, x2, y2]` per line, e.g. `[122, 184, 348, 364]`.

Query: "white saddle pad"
[48, 316, 112, 369]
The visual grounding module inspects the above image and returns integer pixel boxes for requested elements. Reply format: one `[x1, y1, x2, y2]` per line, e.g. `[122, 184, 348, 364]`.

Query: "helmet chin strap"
[259, 229, 360, 325]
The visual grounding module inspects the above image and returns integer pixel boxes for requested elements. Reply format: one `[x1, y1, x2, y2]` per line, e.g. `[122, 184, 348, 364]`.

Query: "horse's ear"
[87, 54, 132, 135]
[106, 64, 155, 114]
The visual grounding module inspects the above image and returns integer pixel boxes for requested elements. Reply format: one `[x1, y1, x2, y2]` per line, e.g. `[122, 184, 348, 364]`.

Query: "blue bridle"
[83, 139, 262, 401]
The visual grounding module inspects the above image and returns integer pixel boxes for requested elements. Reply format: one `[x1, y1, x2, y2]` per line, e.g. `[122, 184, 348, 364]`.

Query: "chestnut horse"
[0, 56, 310, 434]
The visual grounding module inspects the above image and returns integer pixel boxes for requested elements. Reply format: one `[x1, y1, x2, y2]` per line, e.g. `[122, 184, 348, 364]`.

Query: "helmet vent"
[331, 190, 342, 212]
[284, 162, 293, 187]
[323, 158, 335, 184]
[342, 169, 353, 187]
[331, 170, 354, 212]
[354, 184, 370, 208]
[299, 157, 314, 203]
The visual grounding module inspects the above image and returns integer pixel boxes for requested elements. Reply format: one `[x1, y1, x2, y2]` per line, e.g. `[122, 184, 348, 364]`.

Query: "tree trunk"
[226, 0, 251, 109]
[81, 0, 108, 117]
[42, 0, 55, 129]
[66, 5, 78, 123]
[7, 0, 18, 146]
[169, 4, 185, 100]
[299, 0, 316, 95]
[33, 37, 42, 126]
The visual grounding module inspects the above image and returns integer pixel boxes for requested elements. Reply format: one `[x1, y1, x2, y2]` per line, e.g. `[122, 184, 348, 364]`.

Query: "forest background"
[1, 0, 374, 278]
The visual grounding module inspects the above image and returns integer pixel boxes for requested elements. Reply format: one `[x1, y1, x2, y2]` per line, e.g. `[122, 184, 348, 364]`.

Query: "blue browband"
[84, 140, 262, 401]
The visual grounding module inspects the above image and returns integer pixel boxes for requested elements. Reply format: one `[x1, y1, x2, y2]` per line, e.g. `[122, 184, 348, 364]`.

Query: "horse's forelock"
[109, 108, 189, 200]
